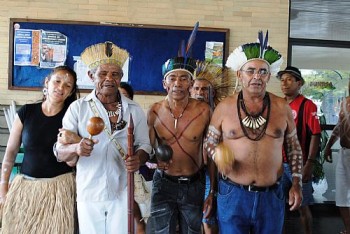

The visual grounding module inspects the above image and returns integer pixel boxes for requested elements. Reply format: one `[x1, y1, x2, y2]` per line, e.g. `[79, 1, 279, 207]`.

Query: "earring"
[43, 87, 48, 96]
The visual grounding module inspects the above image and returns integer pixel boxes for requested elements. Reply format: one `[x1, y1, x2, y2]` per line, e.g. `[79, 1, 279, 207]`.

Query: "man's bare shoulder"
[268, 92, 288, 108]
[147, 100, 166, 124]
[340, 96, 350, 115]
[345, 96, 350, 105]
[148, 100, 165, 112]
[215, 93, 238, 111]
[189, 98, 210, 112]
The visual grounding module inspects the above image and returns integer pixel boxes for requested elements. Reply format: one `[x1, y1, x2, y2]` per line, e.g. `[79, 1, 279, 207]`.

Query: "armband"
[285, 129, 303, 177]
[53, 142, 62, 162]
[204, 125, 221, 160]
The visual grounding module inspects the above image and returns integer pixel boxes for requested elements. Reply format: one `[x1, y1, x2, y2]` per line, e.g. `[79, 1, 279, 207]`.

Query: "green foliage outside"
[301, 70, 349, 183]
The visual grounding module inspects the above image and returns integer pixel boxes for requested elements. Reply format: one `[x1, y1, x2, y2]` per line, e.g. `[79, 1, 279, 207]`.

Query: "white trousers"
[77, 193, 127, 234]
[335, 147, 350, 207]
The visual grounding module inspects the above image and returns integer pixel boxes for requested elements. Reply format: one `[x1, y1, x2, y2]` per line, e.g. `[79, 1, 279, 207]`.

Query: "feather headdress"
[194, 61, 238, 105]
[162, 22, 199, 78]
[81, 41, 129, 70]
[225, 30, 283, 75]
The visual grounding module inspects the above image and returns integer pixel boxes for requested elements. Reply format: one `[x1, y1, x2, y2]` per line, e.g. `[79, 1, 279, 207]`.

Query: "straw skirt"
[1, 172, 76, 234]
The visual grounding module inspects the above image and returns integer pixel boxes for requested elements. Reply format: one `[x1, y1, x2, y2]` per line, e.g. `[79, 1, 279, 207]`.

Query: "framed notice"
[9, 18, 229, 94]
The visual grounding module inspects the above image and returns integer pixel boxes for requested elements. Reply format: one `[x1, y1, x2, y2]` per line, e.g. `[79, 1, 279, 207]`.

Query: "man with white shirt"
[55, 41, 151, 233]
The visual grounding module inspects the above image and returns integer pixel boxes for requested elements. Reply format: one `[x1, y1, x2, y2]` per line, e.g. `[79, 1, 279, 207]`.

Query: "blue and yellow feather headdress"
[226, 30, 283, 75]
[194, 60, 237, 105]
[162, 22, 199, 78]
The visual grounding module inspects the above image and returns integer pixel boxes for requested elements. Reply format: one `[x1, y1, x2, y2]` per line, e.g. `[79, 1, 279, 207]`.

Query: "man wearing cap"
[204, 31, 303, 233]
[147, 54, 211, 233]
[55, 41, 151, 233]
[278, 66, 321, 234]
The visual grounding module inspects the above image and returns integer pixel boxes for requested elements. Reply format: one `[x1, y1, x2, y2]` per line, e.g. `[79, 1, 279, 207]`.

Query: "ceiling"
[290, 0, 350, 70]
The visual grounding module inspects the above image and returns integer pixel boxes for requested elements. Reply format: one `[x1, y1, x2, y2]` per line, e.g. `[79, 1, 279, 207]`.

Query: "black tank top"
[18, 102, 73, 178]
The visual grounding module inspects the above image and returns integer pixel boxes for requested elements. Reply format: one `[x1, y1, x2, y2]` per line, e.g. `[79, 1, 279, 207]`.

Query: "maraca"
[155, 144, 173, 162]
[86, 117, 105, 139]
[215, 142, 235, 174]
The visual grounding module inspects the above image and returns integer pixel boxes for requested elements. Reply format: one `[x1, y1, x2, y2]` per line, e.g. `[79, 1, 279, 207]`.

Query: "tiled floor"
[284, 203, 345, 234]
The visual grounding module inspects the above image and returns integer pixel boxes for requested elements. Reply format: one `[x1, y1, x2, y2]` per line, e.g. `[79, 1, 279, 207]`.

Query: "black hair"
[42, 65, 80, 106]
[119, 82, 134, 100]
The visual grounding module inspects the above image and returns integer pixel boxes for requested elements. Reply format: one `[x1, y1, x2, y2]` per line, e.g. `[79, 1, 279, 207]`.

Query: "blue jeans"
[150, 169, 205, 234]
[217, 178, 285, 234]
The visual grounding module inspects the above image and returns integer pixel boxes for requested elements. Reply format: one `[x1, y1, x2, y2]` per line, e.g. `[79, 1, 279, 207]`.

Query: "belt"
[222, 177, 280, 192]
[159, 170, 201, 184]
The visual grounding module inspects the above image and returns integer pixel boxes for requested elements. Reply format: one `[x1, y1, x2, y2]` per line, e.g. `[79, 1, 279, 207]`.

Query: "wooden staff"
[127, 113, 134, 234]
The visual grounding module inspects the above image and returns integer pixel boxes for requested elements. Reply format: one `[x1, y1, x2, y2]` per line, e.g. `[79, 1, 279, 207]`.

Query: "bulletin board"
[8, 18, 229, 95]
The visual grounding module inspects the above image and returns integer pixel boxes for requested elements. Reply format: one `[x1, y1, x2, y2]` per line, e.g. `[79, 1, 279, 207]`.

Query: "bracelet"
[292, 173, 303, 187]
[307, 158, 316, 164]
[209, 189, 217, 196]
[0, 181, 9, 184]
[53, 142, 62, 162]
[212, 152, 216, 162]
[292, 173, 302, 179]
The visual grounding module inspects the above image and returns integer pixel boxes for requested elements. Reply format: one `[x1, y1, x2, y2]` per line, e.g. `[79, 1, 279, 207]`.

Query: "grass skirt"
[1, 172, 76, 234]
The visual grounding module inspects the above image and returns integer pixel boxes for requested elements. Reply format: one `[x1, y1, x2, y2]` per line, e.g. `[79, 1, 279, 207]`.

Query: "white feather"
[225, 46, 247, 71]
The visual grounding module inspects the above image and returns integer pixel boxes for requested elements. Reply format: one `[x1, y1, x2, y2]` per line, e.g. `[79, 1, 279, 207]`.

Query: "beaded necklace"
[237, 91, 270, 141]
[103, 92, 127, 131]
[106, 103, 121, 117]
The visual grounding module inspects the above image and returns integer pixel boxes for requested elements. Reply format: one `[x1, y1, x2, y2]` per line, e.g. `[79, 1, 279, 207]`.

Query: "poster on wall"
[205, 41, 224, 66]
[40, 30, 68, 68]
[9, 19, 229, 92]
[14, 29, 40, 66]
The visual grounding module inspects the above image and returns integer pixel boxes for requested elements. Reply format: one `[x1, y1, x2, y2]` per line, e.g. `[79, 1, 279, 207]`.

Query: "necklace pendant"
[174, 119, 178, 129]
[241, 115, 266, 129]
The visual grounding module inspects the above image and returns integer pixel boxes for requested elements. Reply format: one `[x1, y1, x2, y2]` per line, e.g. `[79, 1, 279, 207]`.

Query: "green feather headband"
[226, 30, 283, 75]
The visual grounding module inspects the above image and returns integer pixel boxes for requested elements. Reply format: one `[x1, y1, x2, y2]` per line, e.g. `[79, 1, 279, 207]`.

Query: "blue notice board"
[9, 18, 229, 95]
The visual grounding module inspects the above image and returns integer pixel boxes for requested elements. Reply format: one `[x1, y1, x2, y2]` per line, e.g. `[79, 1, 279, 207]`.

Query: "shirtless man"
[204, 31, 303, 233]
[147, 56, 211, 233]
[190, 61, 235, 234]
[324, 82, 350, 234]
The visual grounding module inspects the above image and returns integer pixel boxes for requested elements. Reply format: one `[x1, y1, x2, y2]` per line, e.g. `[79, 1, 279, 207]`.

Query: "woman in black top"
[0, 66, 79, 233]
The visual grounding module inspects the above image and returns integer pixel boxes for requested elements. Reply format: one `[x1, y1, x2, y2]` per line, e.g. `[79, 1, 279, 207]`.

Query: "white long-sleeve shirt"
[62, 90, 151, 202]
